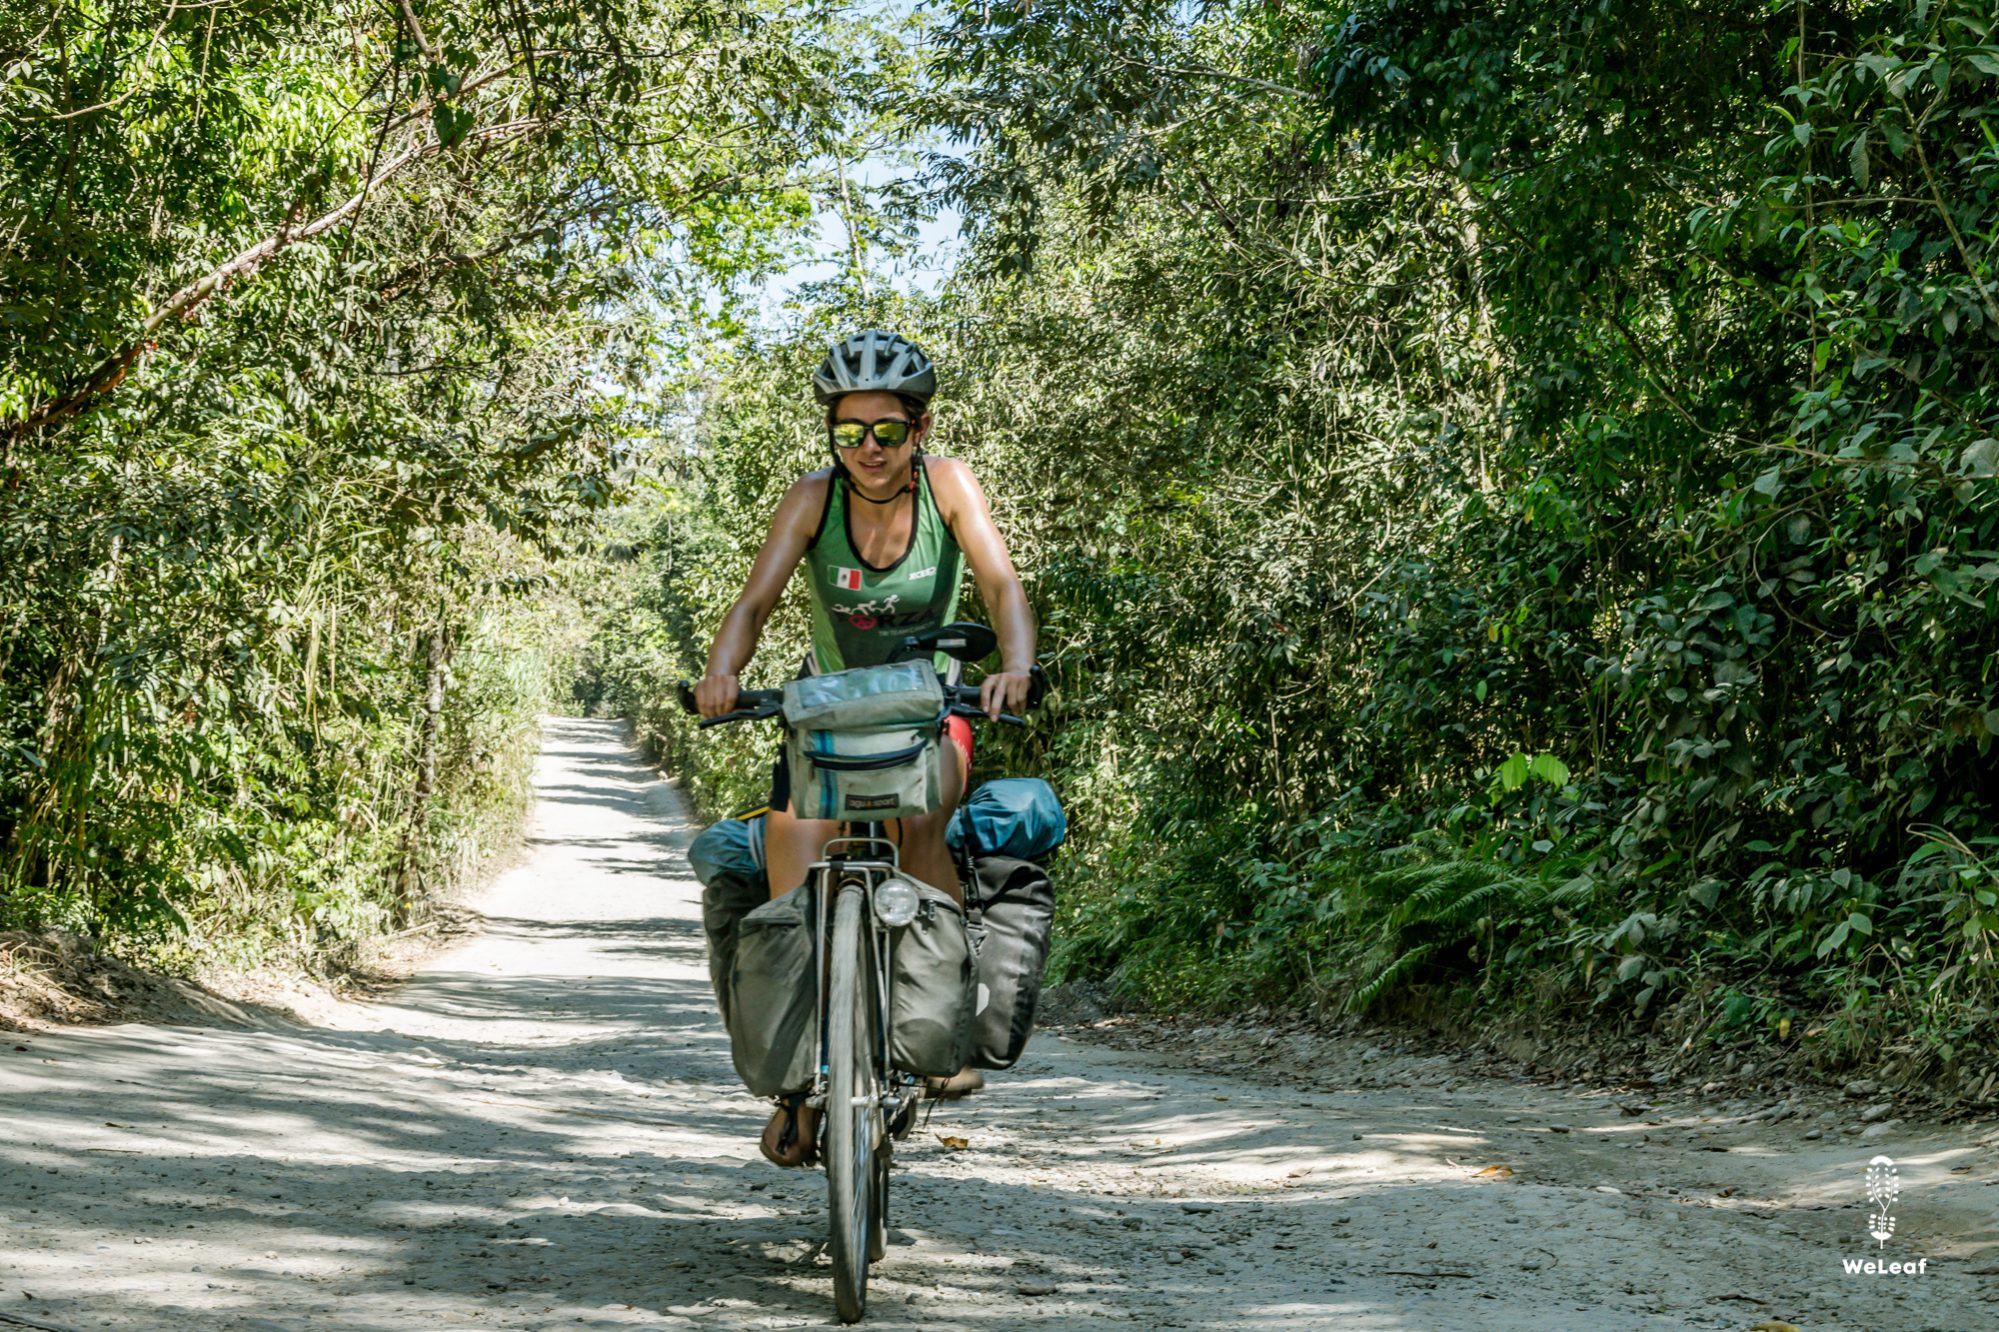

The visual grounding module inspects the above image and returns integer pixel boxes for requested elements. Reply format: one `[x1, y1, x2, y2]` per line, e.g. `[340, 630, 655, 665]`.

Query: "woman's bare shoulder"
[782, 469, 835, 501]
[924, 455, 985, 515]
[769, 470, 834, 531]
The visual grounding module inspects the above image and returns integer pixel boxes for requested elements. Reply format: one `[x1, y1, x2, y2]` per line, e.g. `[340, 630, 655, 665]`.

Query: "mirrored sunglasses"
[830, 418, 914, 449]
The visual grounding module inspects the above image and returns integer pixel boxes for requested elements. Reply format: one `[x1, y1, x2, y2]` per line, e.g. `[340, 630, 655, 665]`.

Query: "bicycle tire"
[826, 883, 877, 1322]
[869, 1141, 889, 1262]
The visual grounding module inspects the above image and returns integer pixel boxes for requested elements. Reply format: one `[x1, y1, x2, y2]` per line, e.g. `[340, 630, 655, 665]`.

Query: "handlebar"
[948, 682, 1028, 728]
[675, 679, 783, 728]
[675, 667, 1046, 730]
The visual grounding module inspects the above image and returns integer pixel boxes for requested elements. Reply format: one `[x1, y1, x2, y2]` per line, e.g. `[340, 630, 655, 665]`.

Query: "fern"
[1337, 854, 1540, 1013]
[1349, 940, 1439, 1011]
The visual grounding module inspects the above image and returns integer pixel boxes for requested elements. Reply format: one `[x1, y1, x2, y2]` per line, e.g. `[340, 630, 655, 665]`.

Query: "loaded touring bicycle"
[681, 622, 1057, 1322]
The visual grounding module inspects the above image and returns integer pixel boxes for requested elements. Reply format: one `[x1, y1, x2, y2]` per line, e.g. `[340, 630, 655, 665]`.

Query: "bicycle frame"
[806, 827, 920, 1125]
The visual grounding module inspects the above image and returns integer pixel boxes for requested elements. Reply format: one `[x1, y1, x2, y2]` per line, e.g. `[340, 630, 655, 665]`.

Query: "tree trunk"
[394, 622, 448, 923]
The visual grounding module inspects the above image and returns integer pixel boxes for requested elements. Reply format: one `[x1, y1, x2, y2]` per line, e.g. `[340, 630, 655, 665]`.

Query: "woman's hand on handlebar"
[979, 669, 1034, 721]
[693, 671, 740, 719]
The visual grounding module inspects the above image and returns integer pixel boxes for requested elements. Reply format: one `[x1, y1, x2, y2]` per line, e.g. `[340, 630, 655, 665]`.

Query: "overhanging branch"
[9, 117, 547, 441]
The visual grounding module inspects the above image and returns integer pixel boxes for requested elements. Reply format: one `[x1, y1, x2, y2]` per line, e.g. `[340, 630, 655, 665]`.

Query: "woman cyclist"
[692, 329, 1037, 1167]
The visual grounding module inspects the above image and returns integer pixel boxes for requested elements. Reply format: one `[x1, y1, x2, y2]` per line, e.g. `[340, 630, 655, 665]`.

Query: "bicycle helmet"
[813, 330, 937, 406]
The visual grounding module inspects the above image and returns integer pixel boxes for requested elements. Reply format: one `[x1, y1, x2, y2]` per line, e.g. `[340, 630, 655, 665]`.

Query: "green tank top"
[804, 460, 964, 675]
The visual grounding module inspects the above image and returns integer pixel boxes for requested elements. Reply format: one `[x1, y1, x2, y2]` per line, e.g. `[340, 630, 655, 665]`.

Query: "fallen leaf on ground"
[935, 1134, 969, 1150]
[1748, 1322, 1800, 1332]
[1475, 1165, 1514, 1178]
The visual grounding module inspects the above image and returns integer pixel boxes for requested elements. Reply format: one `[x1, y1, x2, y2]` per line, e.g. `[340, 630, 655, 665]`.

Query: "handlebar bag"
[782, 661, 949, 821]
[725, 884, 819, 1097]
[887, 880, 978, 1077]
[962, 854, 1058, 1070]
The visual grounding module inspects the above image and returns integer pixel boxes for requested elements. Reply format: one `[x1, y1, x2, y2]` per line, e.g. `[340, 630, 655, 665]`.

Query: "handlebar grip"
[679, 679, 784, 725]
[949, 667, 1050, 711]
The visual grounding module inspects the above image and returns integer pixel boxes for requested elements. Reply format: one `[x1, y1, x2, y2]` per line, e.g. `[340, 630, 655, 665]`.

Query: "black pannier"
[960, 852, 1057, 1070]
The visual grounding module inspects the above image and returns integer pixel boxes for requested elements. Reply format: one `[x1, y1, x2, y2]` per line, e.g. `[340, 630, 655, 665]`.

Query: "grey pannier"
[949, 778, 1064, 1070]
[688, 776, 1068, 1095]
[887, 880, 977, 1077]
[782, 661, 947, 822]
[962, 855, 1057, 1070]
[725, 884, 818, 1097]
[688, 815, 767, 1028]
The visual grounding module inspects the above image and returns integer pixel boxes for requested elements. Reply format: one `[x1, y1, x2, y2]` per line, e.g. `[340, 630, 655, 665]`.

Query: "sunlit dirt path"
[2, 717, 1993, 1330]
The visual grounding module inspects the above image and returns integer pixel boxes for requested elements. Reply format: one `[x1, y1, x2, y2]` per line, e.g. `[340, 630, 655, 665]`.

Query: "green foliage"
[0, 0, 857, 967]
[588, 0, 1999, 1078]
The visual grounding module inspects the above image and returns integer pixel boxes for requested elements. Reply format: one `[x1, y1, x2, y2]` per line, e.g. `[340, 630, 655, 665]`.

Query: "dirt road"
[3, 718, 1995, 1330]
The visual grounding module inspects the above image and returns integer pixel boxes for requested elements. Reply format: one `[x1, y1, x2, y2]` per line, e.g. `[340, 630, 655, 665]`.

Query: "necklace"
[846, 480, 911, 505]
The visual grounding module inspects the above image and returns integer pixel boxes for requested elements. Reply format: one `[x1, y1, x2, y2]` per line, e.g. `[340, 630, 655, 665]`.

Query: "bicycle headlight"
[874, 877, 921, 928]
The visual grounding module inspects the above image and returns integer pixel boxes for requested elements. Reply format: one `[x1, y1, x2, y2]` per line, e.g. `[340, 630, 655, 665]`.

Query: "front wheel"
[869, 1144, 889, 1262]
[825, 884, 879, 1322]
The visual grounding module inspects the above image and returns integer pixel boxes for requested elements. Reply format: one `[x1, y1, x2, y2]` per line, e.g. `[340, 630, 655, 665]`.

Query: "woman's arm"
[694, 474, 828, 717]
[928, 457, 1037, 718]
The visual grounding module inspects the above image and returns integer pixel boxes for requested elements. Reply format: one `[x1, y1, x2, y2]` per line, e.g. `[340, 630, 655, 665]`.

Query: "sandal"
[759, 1095, 820, 1168]
[924, 1066, 985, 1100]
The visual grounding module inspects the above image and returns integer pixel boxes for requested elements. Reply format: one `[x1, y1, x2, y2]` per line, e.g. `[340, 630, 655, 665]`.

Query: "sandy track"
[3, 717, 1995, 1331]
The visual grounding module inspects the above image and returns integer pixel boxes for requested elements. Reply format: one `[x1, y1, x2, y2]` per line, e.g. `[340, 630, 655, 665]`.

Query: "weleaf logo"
[1839, 1153, 1930, 1277]
[1866, 1155, 1898, 1248]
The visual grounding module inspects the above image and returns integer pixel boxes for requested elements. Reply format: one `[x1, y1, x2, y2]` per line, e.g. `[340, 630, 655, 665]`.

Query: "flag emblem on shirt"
[831, 567, 864, 591]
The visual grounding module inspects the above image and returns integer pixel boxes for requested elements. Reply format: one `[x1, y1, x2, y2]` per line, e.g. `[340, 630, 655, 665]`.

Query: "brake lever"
[948, 702, 1027, 727]
[698, 704, 780, 728]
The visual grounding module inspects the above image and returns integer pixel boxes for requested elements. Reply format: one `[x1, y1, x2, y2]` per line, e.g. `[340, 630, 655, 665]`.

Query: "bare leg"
[765, 803, 838, 902]
[767, 743, 967, 903]
[889, 738, 966, 903]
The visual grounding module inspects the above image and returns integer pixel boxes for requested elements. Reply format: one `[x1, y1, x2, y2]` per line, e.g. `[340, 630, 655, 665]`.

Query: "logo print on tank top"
[831, 567, 864, 591]
[834, 592, 899, 633]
